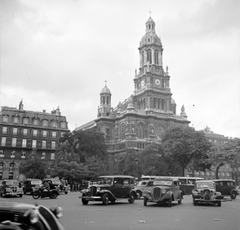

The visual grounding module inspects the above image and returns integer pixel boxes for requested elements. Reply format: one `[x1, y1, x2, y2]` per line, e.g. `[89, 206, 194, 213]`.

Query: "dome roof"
[171, 98, 176, 105]
[100, 85, 111, 95]
[140, 17, 162, 47]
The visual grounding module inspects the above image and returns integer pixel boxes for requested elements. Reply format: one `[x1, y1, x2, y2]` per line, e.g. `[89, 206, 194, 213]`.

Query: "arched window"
[42, 120, 48, 127]
[154, 50, 159, 64]
[147, 50, 152, 64]
[23, 117, 29, 125]
[121, 125, 125, 140]
[141, 52, 144, 66]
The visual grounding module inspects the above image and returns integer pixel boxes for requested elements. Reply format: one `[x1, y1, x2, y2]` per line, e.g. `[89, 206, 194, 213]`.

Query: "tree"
[161, 126, 212, 176]
[209, 138, 240, 179]
[59, 130, 108, 163]
[138, 145, 169, 176]
[52, 129, 109, 180]
[19, 152, 47, 180]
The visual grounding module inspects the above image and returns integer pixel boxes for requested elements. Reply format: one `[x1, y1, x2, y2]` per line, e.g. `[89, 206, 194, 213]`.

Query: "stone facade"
[75, 17, 190, 173]
[0, 100, 70, 180]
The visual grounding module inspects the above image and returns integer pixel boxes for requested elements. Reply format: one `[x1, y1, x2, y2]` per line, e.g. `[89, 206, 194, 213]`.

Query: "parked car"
[0, 179, 23, 197]
[23, 179, 42, 195]
[192, 180, 223, 206]
[0, 201, 65, 230]
[214, 179, 238, 200]
[135, 180, 153, 198]
[80, 175, 137, 205]
[142, 177, 183, 207]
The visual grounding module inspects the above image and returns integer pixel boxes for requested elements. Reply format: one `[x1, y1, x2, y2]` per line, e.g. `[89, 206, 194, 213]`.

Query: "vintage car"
[135, 180, 153, 198]
[142, 177, 183, 207]
[0, 180, 24, 197]
[192, 180, 223, 206]
[80, 175, 137, 205]
[214, 179, 238, 200]
[23, 179, 42, 195]
[42, 178, 68, 194]
[0, 201, 65, 230]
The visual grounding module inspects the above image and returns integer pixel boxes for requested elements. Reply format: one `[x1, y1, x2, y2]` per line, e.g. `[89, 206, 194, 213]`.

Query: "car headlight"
[161, 189, 166, 194]
[50, 206, 63, 218]
[97, 187, 101, 192]
[24, 210, 38, 224]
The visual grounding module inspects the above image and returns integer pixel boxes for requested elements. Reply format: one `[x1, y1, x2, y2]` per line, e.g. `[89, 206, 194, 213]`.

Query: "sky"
[0, 0, 240, 138]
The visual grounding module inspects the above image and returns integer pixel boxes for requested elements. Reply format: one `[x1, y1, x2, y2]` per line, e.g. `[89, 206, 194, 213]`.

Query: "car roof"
[213, 179, 235, 182]
[98, 175, 134, 179]
[196, 180, 214, 183]
[0, 202, 35, 212]
[154, 176, 179, 181]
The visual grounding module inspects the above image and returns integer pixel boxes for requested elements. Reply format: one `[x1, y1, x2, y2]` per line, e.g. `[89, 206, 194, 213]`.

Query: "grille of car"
[11, 187, 17, 192]
[90, 186, 97, 196]
[38, 206, 58, 230]
[153, 187, 161, 200]
[203, 190, 211, 200]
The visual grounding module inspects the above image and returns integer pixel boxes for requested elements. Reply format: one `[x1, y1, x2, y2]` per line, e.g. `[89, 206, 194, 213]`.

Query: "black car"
[214, 179, 238, 200]
[0, 201, 65, 230]
[23, 179, 42, 195]
[192, 180, 223, 206]
[80, 175, 137, 205]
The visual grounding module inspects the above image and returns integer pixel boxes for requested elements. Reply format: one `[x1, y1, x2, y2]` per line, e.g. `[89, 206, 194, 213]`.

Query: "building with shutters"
[0, 100, 70, 180]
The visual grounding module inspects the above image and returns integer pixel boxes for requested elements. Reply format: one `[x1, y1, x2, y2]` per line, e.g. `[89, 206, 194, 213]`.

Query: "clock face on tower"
[155, 79, 160, 85]
[141, 80, 145, 87]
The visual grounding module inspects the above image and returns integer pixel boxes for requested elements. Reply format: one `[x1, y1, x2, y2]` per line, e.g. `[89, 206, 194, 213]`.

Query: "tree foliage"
[161, 126, 212, 176]
[19, 153, 47, 180]
[51, 129, 109, 181]
[209, 138, 240, 178]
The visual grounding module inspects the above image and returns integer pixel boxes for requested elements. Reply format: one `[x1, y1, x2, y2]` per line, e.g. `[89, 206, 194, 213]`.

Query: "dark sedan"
[0, 201, 65, 230]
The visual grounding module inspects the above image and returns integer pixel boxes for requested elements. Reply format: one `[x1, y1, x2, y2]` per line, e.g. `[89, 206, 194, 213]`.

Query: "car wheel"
[217, 201, 221, 207]
[178, 197, 182, 204]
[168, 197, 172, 207]
[18, 194, 23, 198]
[193, 198, 198, 206]
[185, 189, 190, 195]
[136, 190, 142, 199]
[230, 191, 237, 200]
[51, 192, 58, 199]
[144, 197, 148, 206]
[128, 193, 135, 203]
[82, 198, 89, 205]
[102, 193, 109, 205]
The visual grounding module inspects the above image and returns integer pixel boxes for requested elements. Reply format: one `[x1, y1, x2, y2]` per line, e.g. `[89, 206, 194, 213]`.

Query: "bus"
[141, 175, 203, 195]
[178, 177, 203, 195]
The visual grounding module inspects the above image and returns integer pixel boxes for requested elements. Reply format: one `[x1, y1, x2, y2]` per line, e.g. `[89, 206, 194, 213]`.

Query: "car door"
[111, 178, 124, 198]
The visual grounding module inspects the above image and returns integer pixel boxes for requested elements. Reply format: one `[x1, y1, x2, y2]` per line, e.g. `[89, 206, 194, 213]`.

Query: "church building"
[75, 17, 190, 173]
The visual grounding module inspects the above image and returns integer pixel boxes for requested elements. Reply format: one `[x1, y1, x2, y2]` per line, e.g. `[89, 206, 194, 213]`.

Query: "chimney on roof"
[19, 99, 23, 111]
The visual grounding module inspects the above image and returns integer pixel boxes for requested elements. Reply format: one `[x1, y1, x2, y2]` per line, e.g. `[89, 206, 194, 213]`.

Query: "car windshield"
[98, 177, 113, 185]
[31, 180, 42, 185]
[5, 180, 19, 186]
[197, 182, 214, 189]
[136, 181, 148, 186]
[153, 180, 172, 186]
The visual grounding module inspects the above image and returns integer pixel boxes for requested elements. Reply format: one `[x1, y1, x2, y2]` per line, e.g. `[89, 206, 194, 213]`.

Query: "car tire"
[185, 189, 190, 195]
[82, 198, 89, 205]
[193, 198, 198, 206]
[178, 197, 182, 204]
[128, 193, 135, 203]
[51, 192, 58, 199]
[168, 197, 172, 207]
[102, 193, 109, 205]
[217, 201, 221, 207]
[230, 191, 237, 200]
[136, 190, 142, 199]
[144, 197, 148, 206]
[18, 194, 23, 198]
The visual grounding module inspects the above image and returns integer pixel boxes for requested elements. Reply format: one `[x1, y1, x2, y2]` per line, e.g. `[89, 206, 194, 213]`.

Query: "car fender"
[99, 190, 116, 200]
[230, 189, 238, 195]
[129, 189, 137, 197]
